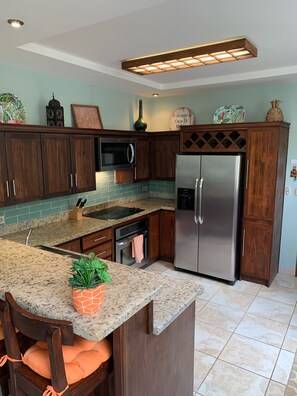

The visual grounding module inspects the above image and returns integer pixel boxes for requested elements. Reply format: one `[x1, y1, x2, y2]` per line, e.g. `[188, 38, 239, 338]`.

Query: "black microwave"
[95, 137, 136, 171]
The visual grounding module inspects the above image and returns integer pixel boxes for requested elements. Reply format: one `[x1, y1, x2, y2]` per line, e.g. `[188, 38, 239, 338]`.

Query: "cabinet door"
[42, 134, 72, 198]
[149, 211, 160, 263]
[71, 136, 96, 193]
[159, 210, 175, 262]
[244, 129, 279, 220]
[153, 136, 179, 180]
[57, 238, 81, 253]
[240, 220, 272, 284]
[5, 133, 44, 205]
[134, 137, 151, 181]
[0, 134, 9, 207]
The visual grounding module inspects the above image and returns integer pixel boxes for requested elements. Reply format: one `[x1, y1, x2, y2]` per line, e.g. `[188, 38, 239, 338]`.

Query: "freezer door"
[198, 155, 242, 281]
[175, 155, 200, 272]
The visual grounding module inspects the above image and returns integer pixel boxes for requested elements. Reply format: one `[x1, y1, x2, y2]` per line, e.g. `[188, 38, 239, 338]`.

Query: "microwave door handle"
[127, 143, 135, 164]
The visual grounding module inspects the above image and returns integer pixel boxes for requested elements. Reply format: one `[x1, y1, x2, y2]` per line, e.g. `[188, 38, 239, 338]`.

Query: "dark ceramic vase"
[134, 99, 147, 131]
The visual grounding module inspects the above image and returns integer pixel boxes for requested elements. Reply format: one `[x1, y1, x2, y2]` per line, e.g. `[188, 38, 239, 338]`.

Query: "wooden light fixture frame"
[122, 38, 257, 75]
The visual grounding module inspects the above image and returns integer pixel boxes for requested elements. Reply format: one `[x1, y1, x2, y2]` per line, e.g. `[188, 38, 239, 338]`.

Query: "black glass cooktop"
[84, 206, 144, 220]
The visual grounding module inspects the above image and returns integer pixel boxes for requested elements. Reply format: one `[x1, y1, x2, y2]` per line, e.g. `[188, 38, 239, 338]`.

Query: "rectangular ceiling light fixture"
[122, 38, 257, 75]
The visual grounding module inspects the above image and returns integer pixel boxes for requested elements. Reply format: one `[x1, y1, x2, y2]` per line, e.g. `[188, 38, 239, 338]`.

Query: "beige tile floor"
[146, 261, 297, 396]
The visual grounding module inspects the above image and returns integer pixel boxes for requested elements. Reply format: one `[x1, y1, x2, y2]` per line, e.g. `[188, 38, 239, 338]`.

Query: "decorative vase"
[71, 284, 105, 315]
[266, 99, 284, 122]
[134, 99, 147, 131]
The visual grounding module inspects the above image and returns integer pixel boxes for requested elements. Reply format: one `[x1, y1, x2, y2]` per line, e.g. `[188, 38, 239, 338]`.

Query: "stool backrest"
[0, 292, 74, 395]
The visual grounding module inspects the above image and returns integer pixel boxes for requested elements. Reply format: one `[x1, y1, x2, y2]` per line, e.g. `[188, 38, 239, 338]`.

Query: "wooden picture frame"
[71, 104, 103, 129]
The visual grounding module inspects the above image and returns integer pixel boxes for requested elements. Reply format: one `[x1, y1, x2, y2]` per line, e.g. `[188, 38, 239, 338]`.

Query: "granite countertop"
[0, 239, 202, 339]
[4, 198, 175, 247]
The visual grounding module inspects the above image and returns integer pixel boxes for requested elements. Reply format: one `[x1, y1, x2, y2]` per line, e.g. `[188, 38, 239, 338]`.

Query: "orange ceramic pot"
[71, 284, 105, 315]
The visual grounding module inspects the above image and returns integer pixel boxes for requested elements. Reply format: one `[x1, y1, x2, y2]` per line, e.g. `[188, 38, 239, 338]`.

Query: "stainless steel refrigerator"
[174, 154, 243, 283]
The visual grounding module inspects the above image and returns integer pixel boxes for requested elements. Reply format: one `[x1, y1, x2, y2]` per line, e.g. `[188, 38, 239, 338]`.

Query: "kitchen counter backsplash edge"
[2, 197, 175, 247]
[0, 192, 174, 237]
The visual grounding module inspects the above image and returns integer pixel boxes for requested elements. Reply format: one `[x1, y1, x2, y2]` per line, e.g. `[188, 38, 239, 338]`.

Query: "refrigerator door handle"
[198, 177, 204, 224]
[194, 178, 199, 224]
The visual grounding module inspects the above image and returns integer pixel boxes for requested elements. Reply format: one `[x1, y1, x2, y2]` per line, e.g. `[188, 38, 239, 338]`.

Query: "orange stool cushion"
[23, 335, 112, 385]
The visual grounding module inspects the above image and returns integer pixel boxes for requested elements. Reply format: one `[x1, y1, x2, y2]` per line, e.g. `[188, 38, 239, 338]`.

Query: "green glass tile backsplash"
[0, 171, 174, 226]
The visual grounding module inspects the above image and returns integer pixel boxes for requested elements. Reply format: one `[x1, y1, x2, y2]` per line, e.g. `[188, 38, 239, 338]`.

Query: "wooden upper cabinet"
[152, 133, 180, 180]
[71, 136, 96, 193]
[0, 134, 9, 207]
[5, 132, 44, 205]
[244, 128, 279, 220]
[42, 134, 96, 198]
[134, 137, 151, 181]
[42, 134, 72, 198]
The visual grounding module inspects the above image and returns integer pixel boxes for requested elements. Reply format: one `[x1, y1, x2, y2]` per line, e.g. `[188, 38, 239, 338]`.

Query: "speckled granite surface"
[0, 238, 202, 340]
[3, 198, 175, 247]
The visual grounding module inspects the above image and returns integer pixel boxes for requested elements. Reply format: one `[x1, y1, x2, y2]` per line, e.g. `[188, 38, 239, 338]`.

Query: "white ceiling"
[2, 0, 297, 97]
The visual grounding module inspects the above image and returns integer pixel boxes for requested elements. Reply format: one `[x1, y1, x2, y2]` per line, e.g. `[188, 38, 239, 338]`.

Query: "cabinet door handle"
[134, 167, 137, 180]
[70, 174, 73, 188]
[245, 159, 249, 189]
[97, 251, 106, 257]
[242, 229, 246, 257]
[12, 180, 16, 196]
[6, 181, 10, 197]
[75, 173, 78, 187]
[94, 236, 106, 242]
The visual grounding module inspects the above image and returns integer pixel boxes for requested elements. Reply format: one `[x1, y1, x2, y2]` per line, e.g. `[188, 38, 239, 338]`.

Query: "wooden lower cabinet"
[82, 228, 113, 261]
[159, 210, 175, 262]
[148, 212, 160, 263]
[240, 220, 273, 285]
[112, 301, 195, 396]
[57, 238, 81, 253]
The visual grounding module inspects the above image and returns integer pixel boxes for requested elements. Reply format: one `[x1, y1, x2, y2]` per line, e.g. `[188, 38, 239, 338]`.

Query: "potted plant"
[68, 253, 111, 315]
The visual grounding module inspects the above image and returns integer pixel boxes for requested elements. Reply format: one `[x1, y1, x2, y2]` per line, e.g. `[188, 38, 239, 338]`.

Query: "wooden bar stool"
[0, 293, 113, 396]
[0, 327, 9, 396]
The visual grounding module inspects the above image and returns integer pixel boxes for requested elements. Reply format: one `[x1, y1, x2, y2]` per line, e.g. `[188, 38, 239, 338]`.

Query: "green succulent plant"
[68, 253, 111, 290]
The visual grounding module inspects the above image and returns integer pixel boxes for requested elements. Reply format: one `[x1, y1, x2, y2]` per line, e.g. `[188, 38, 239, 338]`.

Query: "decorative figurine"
[46, 93, 64, 126]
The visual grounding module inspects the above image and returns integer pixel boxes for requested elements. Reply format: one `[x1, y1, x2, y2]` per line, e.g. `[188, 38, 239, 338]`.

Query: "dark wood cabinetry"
[149, 211, 160, 263]
[42, 134, 96, 198]
[159, 210, 175, 262]
[0, 134, 9, 207]
[241, 124, 289, 286]
[0, 132, 44, 206]
[82, 228, 113, 260]
[57, 238, 81, 253]
[152, 133, 180, 180]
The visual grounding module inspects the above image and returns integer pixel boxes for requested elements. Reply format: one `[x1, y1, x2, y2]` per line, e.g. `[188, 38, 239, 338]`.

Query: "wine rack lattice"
[182, 129, 247, 152]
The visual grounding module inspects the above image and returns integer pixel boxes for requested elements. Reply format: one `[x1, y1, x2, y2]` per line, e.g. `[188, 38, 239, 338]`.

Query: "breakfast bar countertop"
[0, 238, 202, 340]
[3, 198, 175, 247]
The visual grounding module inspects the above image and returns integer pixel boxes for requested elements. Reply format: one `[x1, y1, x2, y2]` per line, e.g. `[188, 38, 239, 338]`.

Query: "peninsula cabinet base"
[112, 301, 195, 396]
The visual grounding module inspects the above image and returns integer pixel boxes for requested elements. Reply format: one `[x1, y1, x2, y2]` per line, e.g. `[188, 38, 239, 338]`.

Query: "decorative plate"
[169, 107, 195, 131]
[213, 105, 245, 124]
[0, 93, 26, 123]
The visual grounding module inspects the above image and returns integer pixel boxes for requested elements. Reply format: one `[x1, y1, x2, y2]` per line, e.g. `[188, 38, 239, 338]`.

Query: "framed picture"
[71, 104, 103, 129]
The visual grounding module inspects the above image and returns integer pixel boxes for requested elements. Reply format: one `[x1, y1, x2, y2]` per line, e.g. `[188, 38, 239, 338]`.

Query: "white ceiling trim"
[18, 42, 161, 90]
[18, 43, 297, 93]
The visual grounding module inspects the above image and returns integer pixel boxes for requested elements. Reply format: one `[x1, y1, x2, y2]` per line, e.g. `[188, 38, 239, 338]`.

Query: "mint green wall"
[0, 62, 296, 273]
[150, 82, 297, 274]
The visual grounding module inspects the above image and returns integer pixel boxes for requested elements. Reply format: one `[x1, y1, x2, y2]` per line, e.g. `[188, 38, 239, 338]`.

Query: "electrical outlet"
[285, 186, 291, 196]
[0, 215, 5, 225]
